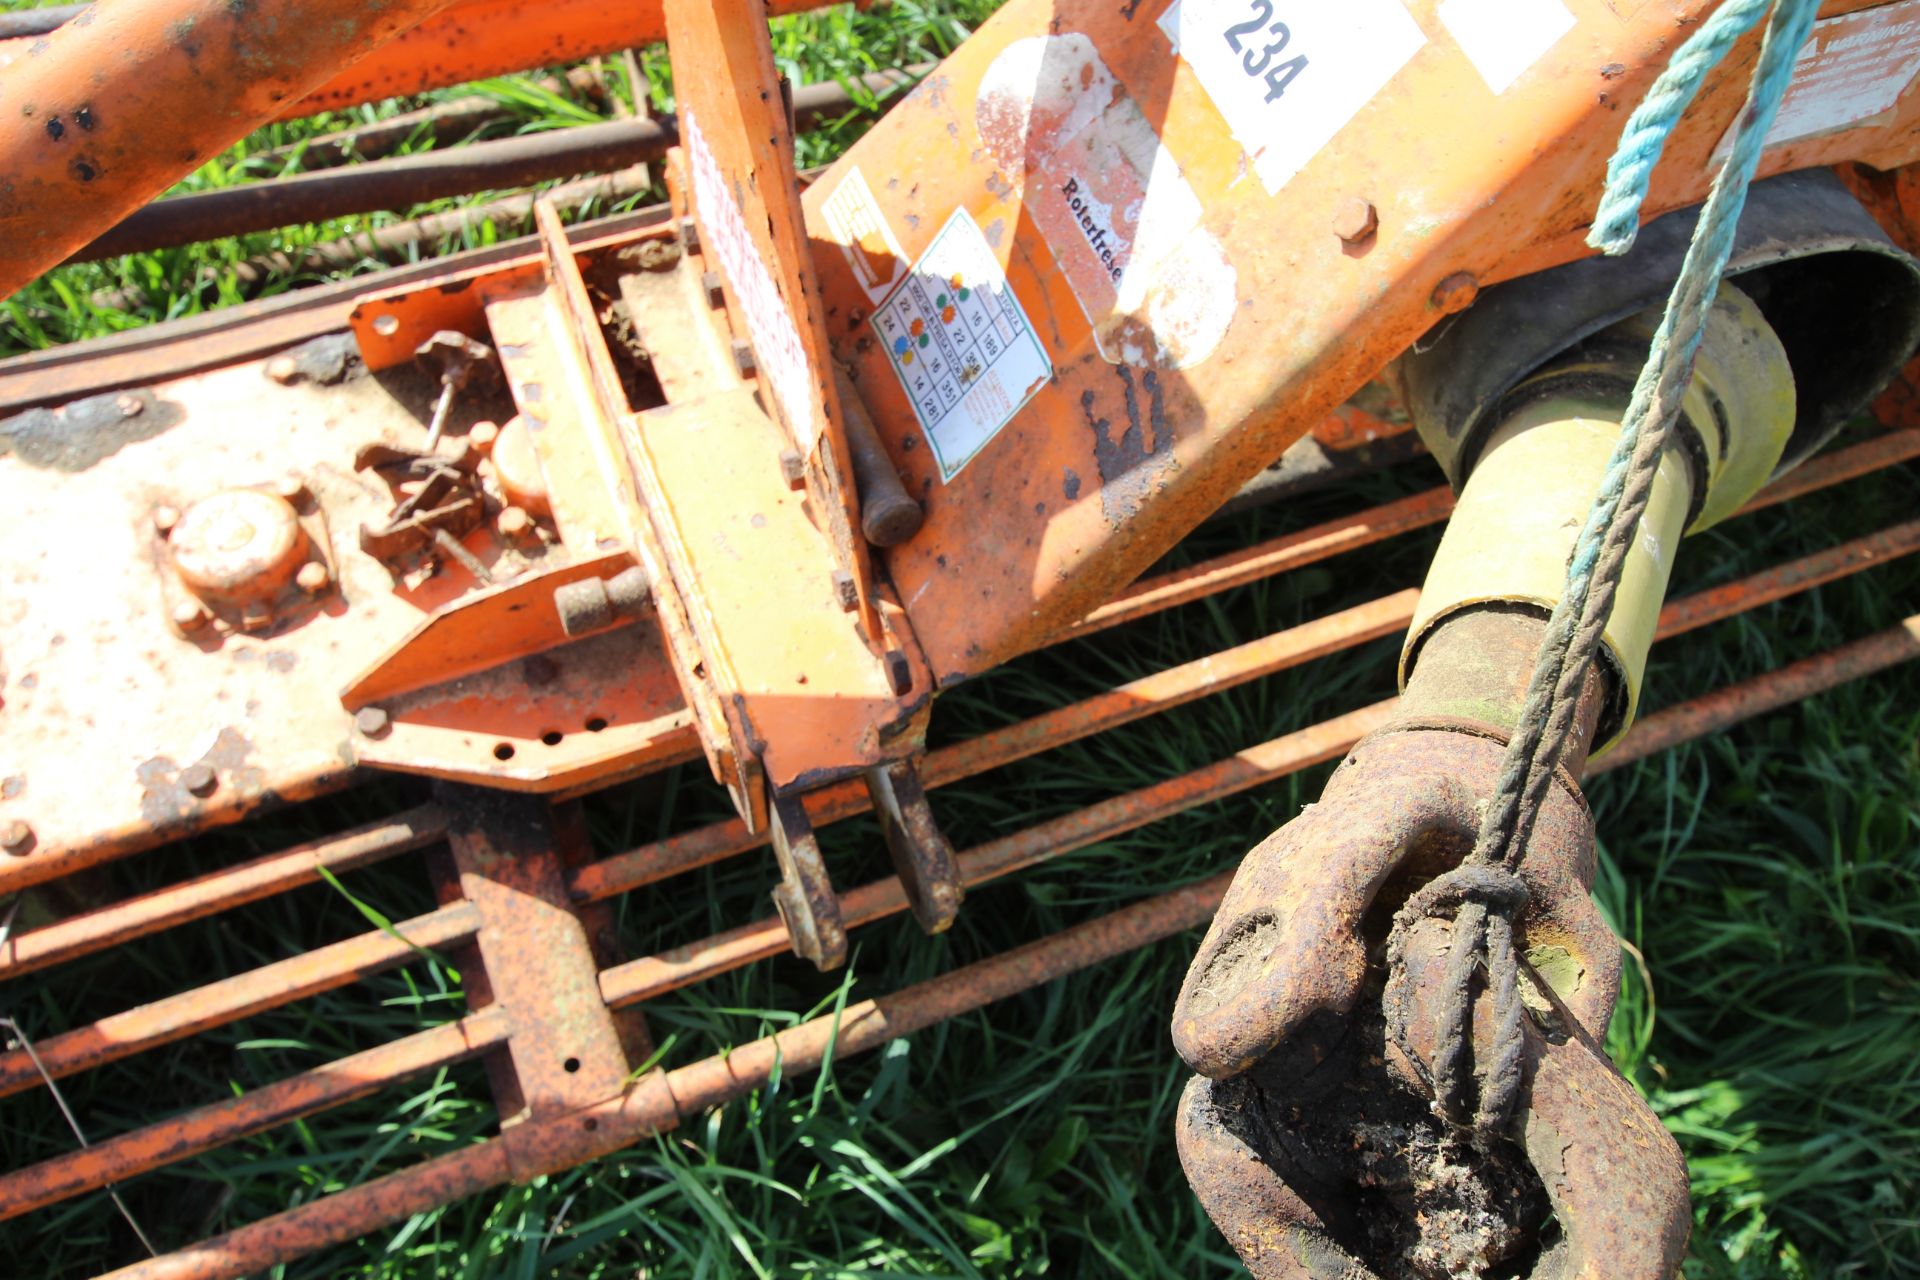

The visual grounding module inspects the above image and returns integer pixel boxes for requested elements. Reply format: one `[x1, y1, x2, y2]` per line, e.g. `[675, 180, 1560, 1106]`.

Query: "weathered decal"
[871, 207, 1053, 482]
[977, 33, 1236, 369]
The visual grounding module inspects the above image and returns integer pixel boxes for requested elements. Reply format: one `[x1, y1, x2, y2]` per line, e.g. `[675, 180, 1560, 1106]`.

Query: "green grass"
[3, 3, 1919, 1278]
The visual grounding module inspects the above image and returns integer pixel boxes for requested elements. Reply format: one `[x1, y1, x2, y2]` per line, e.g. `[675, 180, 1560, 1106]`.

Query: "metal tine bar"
[0, 1008, 511, 1222]
[595, 524, 1920, 1008]
[0, 805, 449, 982]
[95, 875, 1233, 1280]
[569, 437, 1920, 906]
[28, 604, 1920, 1247]
[1591, 612, 1920, 774]
[0, 903, 479, 1101]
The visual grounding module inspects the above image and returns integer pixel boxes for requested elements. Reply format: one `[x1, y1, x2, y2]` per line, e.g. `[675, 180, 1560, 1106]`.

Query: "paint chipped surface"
[977, 33, 1236, 370]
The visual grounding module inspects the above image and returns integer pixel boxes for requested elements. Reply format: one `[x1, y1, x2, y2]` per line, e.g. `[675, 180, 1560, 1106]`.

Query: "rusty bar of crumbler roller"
[97, 872, 1230, 1280]
[1594, 613, 1920, 775]
[0, 1008, 511, 1221]
[0, 903, 479, 1100]
[0, 805, 449, 981]
[1066, 487, 1457, 641]
[1656, 520, 1920, 639]
[566, 594, 1421, 903]
[99, 1138, 515, 1280]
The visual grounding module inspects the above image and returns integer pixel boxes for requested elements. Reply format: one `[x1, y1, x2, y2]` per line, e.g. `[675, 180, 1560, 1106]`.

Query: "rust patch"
[1080, 365, 1174, 524]
[0, 390, 182, 472]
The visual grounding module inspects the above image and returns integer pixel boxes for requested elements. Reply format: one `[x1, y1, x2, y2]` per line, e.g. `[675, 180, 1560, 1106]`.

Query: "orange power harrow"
[2, 0, 1920, 1276]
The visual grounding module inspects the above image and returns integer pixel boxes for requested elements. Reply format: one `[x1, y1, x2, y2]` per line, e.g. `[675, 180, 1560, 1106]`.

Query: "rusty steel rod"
[0, 5, 82, 39]
[69, 68, 926, 264]
[0, 805, 449, 982]
[95, 872, 1231, 1280]
[1592, 612, 1920, 774]
[0, 903, 479, 1100]
[261, 68, 613, 171]
[0, 1007, 511, 1222]
[0, 0, 471, 299]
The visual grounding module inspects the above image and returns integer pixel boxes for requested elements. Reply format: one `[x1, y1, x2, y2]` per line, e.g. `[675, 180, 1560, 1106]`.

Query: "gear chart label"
[872, 208, 1053, 482]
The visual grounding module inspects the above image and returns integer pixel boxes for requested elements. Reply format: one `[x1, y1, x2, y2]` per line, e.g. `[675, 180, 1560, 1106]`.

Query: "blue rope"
[1391, 0, 1824, 1139]
[1589, 0, 1777, 256]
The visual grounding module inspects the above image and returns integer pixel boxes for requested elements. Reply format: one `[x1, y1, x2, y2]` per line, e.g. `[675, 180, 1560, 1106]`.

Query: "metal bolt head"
[1431, 271, 1481, 315]
[731, 337, 758, 378]
[354, 706, 392, 739]
[468, 420, 500, 453]
[296, 561, 331, 594]
[1332, 197, 1378, 245]
[180, 762, 218, 797]
[497, 506, 533, 540]
[779, 448, 806, 491]
[266, 355, 300, 385]
[275, 474, 309, 504]
[703, 270, 725, 309]
[831, 569, 858, 612]
[117, 393, 144, 418]
[152, 504, 181, 535]
[171, 599, 209, 632]
[678, 215, 702, 254]
[1, 819, 33, 856]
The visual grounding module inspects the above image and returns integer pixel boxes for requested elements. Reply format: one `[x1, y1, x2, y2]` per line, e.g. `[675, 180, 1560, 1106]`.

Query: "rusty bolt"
[469, 420, 500, 453]
[831, 569, 858, 612]
[354, 706, 392, 739]
[1, 820, 33, 857]
[731, 338, 757, 378]
[275, 474, 309, 503]
[180, 762, 219, 797]
[884, 649, 912, 697]
[1431, 271, 1481, 315]
[554, 566, 652, 637]
[497, 506, 533, 540]
[171, 599, 209, 632]
[779, 449, 806, 491]
[117, 393, 144, 418]
[1332, 197, 1378, 245]
[152, 504, 181, 535]
[703, 270, 725, 309]
[678, 215, 701, 255]
[266, 355, 300, 385]
[296, 561, 331, 594]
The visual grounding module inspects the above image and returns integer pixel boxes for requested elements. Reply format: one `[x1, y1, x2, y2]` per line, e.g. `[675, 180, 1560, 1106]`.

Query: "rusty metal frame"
[2, 414, 1916, 1273]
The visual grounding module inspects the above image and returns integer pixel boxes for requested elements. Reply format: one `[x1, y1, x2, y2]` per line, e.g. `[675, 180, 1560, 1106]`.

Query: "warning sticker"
[871, 208, 1053, 482]
[1161, 0, 1428, 196]
[820, 166, 908, 303]
[684, 110, 819, 453]
[1715, 0, 1920, 158]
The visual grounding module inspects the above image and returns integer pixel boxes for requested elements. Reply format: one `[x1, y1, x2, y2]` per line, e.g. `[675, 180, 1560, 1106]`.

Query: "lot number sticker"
[1162, 0, 1428, 196]
[872, 209, 1053, 482]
